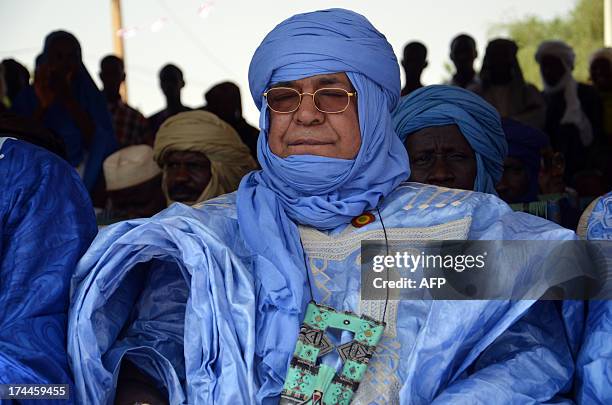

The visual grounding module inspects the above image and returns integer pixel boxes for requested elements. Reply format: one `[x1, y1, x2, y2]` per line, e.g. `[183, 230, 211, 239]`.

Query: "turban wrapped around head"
[535, 41, 593, 146]
[392, 84, 507, 194]
[154, 110, 257, 205]
[536, 40, 576, 71]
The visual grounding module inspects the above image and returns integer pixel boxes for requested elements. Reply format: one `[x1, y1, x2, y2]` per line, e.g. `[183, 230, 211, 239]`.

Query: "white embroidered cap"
[103, 144, 161, 191]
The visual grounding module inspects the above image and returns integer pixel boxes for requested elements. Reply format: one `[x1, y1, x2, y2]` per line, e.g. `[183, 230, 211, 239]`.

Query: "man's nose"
[172, 165, 191, 181]
[295, 93, 325, 125]
[496, 175, 509, 192]
[427, 158, 455, 185]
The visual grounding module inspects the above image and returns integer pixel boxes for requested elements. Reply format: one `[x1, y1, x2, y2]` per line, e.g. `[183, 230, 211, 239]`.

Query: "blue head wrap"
[392, 85, 507, 194]
[237, 8, 409, 399]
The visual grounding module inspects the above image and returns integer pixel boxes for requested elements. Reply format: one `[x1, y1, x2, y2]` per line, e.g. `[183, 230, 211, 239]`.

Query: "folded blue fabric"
[0, 137, 96, 404]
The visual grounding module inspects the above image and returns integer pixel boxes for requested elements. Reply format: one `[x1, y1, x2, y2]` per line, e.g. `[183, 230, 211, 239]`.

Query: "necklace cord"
[376, 207, 390, 323]
[300, 207, 391, 323]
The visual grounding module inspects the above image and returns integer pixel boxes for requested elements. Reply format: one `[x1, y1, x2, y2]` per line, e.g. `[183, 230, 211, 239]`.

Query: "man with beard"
[153, 110, 257, 206]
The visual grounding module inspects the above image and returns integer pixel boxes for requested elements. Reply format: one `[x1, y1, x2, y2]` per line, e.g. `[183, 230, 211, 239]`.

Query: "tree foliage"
[492, 0, 604, 88]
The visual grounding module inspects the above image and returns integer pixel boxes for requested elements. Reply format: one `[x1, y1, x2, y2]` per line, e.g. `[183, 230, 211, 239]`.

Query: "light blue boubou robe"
[69, 183, 577, 404]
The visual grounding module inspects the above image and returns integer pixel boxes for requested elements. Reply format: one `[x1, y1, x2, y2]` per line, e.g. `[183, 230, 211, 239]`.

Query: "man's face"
[160, 69, 184, 99]
[590, 57, 612, 91]
[496, 157, 529, 203]
[206, 84, 241, 122]
[47, 37, 80, 78]
[402, 50, 427, 76]
[163, 150, 212, 202]
[486, 49, 514, 85]
[451, 39, 476, 72]
[100, 60, 125, 92]
[267, 72, 361, 159]
[539, 55, 566, 87]
[405, 124, 477, 190]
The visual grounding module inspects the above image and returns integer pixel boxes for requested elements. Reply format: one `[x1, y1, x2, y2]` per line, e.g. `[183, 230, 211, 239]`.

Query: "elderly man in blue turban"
[392, 85, 507, 194]
[69, 9, 578, 404]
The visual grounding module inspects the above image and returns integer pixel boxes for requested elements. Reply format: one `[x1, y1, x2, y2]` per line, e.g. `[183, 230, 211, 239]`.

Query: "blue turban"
[392, 85, 507, 194]
[237, 8, 409, 400]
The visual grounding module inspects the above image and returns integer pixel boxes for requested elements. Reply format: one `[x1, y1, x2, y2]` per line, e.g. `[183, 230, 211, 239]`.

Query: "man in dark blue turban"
[393, 85, 507, 194]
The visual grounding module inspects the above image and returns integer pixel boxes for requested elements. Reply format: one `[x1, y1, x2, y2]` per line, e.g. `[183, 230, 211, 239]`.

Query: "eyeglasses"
[263, 87, 357, 114]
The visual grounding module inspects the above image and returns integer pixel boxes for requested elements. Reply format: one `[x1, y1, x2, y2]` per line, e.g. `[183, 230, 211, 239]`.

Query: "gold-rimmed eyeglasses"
[263, 87, 357, 114]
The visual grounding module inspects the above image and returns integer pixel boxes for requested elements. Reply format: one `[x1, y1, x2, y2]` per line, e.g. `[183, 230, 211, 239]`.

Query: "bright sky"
[1, 0, 576, 124]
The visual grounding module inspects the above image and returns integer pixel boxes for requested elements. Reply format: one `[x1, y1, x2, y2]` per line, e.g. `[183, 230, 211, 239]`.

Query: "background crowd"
[1, 26, 610, 229]
[1, 4, 611, 404]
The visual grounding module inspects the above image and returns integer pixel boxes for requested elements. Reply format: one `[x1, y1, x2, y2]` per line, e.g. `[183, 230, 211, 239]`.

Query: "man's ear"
[423, 61, 429, 69]
[121, 72, 126, 83]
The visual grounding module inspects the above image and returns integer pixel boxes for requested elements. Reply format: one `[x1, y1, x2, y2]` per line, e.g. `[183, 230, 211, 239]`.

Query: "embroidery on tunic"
[298, 214, 473, 404]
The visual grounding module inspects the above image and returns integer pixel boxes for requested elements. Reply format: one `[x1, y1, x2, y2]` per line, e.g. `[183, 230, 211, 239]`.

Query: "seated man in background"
[148, 64, 191, 136]
[497, 118, 580, 228]
[99, 55, 152, 148]
[99, 144, 166, 225]
[153, 110, 257, 206]
[392, 84, 506, 194]
[0, 137, 96, 397]
[588, 47, 612, 188]
[536, 40, 603, 185]
[11, 31, 117, 193]
[400, 41, 427, 96]
[69, 9, 578, 404]
[1, 58, 30, 109]
[496, 118, 548, 205]
[446, 34, 480, 91]
[477, 38, 546, 130]
[203, 81, 259, 163]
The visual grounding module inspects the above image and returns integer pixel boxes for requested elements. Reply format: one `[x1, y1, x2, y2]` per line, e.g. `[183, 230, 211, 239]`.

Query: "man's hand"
[114, 360, 169, 405]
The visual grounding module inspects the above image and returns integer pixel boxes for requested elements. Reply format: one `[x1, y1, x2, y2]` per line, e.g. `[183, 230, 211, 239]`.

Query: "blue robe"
[12, 83, 117, 192]
[0, 137, 97, 403]
[575, 192, 612, 404]
[69, 183, 577, 404]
